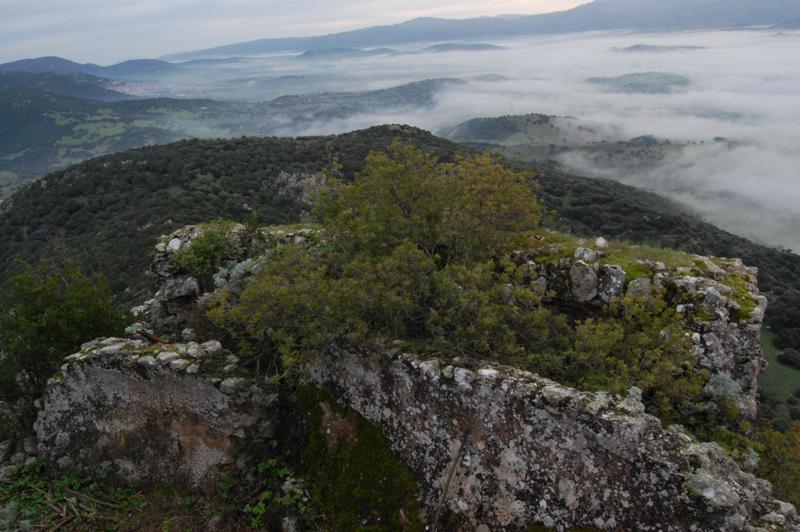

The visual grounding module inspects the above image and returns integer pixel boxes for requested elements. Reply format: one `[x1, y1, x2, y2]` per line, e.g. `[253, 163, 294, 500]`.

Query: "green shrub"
[315, 142, 541, 265]
[0, 260, 128, 437]
[171, 220, 235, 284]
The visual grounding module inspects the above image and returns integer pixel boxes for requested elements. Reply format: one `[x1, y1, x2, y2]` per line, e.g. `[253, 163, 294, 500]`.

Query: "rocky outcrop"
[132, 224, 318, 339]
[35, 225, 781, 529]
[307, 350, 798, 531]
[143, 225, 766, 419]
[34, 337, 278, 491]
[513, 244, 766, 418]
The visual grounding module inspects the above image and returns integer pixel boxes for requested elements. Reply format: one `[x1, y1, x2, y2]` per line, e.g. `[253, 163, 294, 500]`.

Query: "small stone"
[570, 260, 598, 302]
[97, 343, 126, 356]
[686, 472, 741, 508]
[186, 363, 200, 374]
[542, 385, 573, 405]
[9, 452, 26, 465]
[574, 247, 598, 262]
[220, 378, 246, 394]
[442, 366, 454, 379]
[170, 359, 192, 371]
[223, 364, 238, 374]
[702, 287, 726, 311]
[419, 359, 441, 380]
[749, 295, 768, 322]
[454, 368, 475, 389]
[157, 351, 181, 365]
[595, 237, 608, 250]
[80, 339, 101, 351]
[201, 340, 223, 354]
[55, 433, 71, 448]
[167, 238, 182, 252]
[134, 358, 157, 371]
[626, 278, 653, 298]
[186, 343, 203, 358]
[226, 355, 240, 365]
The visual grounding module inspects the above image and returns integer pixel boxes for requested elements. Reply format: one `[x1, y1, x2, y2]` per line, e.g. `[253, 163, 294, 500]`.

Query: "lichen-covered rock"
[34, 338, 278, 491]
[569, 260, 598, 302]
[513, 249, 766, 418]
[306, 350, 798, 531]
[133, 224, 319, 337]
[597, 264, 627, 303]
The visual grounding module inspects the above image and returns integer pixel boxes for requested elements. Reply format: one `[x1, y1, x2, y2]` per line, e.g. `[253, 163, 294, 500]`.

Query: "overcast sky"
[0, 0, 586, 64]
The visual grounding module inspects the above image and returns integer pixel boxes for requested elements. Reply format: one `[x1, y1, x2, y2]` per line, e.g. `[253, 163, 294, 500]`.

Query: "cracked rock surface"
[307, 350, 799, 531]
[34, 338, 278, 491]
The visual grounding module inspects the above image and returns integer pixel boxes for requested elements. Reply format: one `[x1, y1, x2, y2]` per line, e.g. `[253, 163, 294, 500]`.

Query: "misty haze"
[2, 1, 800, 530]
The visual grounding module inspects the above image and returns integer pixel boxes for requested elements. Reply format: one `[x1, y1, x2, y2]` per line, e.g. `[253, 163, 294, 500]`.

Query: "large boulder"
[34, 338, 278, 491]
[307, 350, 798, 531]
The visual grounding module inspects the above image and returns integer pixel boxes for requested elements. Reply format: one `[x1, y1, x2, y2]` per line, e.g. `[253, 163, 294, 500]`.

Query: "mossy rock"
[296, 386, 423, 531]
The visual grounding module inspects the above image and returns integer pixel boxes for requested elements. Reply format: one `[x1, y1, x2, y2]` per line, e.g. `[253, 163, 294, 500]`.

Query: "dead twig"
[64, 488, 124, 509]
[136, 329, 175, 345]
[47, 516, 74, 532]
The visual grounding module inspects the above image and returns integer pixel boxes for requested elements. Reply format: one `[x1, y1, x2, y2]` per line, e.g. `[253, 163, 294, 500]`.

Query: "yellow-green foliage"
[557, 296, 706, 423]
[209, 144, 704, 425]
[297, 386, 423, 531]
[316, 142, 541, 265]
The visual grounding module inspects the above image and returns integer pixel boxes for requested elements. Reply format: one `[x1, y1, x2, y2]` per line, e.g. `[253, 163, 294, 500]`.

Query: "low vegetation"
[171, 219, 237, 286]
[0, 259, 129, 438]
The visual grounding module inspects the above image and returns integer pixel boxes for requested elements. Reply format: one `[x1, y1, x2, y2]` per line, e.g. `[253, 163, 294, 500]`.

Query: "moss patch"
[296, 386, 423, 532]
[531, 230, 696, 281]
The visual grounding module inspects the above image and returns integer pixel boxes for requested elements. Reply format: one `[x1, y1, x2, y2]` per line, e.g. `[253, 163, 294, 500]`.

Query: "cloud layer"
[202, 29, 798, 250]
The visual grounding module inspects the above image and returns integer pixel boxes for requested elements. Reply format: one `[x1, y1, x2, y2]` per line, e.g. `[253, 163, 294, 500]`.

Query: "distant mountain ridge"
[0, 77, 465, 196]
[0, 71, 133, 101]
[0, 56, 180, 79]
[162, 0, 800, 60]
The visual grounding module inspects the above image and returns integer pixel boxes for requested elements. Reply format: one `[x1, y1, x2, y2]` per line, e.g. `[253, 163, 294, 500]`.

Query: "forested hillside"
[0, 79, 462, 198]
[1, 125, 798, 376]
